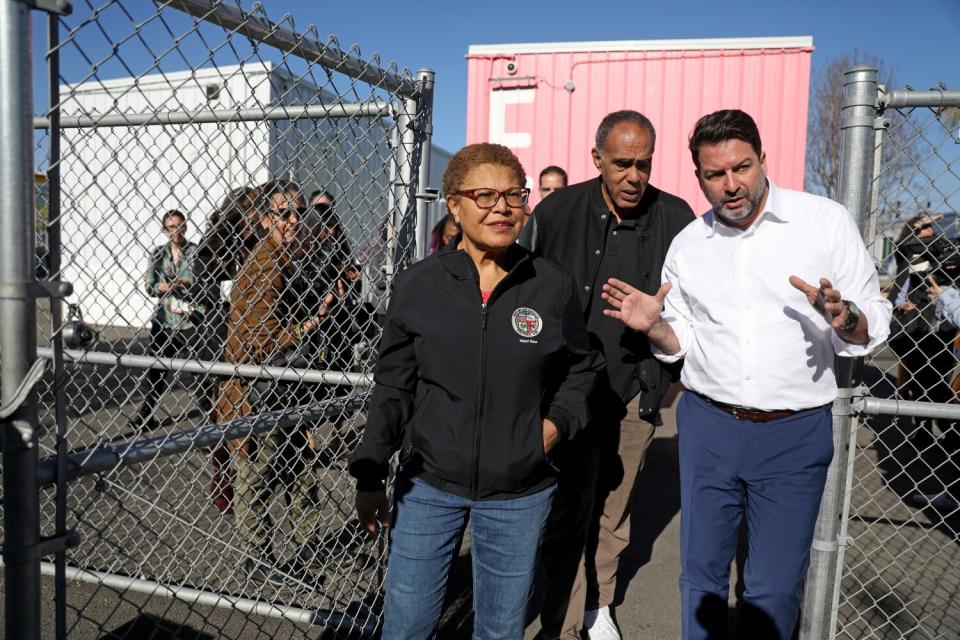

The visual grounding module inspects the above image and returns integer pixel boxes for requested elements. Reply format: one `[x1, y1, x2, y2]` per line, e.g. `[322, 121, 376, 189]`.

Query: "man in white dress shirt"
[601, 109, 892, 640]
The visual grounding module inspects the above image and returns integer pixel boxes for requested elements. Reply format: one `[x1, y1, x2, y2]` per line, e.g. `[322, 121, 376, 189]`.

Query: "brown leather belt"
[693, 392, 797, 423]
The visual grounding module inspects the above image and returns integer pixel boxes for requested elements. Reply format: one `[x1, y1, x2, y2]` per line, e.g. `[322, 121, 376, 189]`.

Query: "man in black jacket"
[531, 110, 694, 639]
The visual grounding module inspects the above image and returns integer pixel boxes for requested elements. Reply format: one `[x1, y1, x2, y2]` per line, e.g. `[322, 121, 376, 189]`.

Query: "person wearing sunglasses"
[349, 143, 602, 637]
[216, 179, 336, 585]
[292, 189, 365, 462]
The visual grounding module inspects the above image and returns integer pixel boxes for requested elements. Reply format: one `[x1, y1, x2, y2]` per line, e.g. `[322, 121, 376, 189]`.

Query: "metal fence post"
[0, 1, 42, 639]
[798, 65, 879, 640]
[390, 73, 433, 268]
[389, 104, 413, 271]
[414, 68, 435, 261]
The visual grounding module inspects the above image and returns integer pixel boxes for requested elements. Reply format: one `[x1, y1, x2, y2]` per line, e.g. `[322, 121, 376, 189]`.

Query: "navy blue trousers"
[677, 392, 834, 640]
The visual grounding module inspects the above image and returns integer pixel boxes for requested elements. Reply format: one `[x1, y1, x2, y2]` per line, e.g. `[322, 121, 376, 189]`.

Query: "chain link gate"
[798, 67, 960, 640]
[1, 0, 436, 637]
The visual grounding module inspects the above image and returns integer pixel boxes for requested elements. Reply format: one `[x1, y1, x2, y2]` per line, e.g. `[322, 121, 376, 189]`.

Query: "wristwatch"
[840, 300, 861, 332]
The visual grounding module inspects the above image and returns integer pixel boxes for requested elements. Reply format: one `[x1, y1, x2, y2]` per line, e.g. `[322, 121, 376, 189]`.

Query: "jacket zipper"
[471, 304, 488, 499]
[463, 249, 526, 499]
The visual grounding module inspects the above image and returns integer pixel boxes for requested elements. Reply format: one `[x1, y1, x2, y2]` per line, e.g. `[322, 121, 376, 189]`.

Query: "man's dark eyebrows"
[612, 156, 652, 167]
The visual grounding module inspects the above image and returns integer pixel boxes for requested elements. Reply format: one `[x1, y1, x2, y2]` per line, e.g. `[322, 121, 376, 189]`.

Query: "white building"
[59, 62, 448, 328]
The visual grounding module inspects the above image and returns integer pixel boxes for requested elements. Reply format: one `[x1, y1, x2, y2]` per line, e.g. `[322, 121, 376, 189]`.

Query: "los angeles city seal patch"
[512, 307, 543, 338]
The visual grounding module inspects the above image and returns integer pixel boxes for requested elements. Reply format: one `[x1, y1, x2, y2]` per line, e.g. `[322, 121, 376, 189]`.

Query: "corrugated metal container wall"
[466, 37, 812, 212]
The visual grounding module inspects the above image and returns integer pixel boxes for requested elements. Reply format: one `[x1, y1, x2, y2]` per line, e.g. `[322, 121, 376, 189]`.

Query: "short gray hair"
[595, 110, 656, 156]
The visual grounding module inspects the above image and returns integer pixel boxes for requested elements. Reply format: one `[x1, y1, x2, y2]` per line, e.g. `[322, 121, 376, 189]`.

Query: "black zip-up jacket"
[349, 243, 604, 500]
[531, 177, 694, 416]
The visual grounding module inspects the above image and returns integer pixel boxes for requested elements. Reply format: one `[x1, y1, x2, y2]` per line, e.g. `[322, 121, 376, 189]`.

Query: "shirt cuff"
[832, 298, 892, 357]
[937, 287, 960, 319]
[348, 458, 389, 491]
[545, 405, 576, 441]
[651, 344, 683, 364]
[650, 317, 688, 364]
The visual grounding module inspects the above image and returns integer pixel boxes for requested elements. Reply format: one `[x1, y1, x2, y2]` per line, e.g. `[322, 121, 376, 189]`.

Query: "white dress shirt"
[654, 181, 892, 411]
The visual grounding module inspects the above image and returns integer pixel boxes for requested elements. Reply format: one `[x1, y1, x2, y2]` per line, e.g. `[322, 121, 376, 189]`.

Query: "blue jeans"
[677, 393, 834, 640]
[382, 477, 556, 640]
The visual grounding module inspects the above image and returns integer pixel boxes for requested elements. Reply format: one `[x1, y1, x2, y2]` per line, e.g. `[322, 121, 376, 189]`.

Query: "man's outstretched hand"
[789, 275, 849, 330]
[602, 278, 671, 333]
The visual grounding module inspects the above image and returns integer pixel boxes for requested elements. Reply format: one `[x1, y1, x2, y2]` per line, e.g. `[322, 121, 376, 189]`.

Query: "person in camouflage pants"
[215, 180, 336, 585]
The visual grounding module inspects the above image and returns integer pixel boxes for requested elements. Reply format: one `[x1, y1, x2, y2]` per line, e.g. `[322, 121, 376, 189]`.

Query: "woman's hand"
[302, 291, 340, 333]
[356, 489, 390, 538]
[542, 418, 560, 455]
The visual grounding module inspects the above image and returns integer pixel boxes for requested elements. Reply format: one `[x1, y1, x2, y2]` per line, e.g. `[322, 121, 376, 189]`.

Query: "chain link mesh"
[838, 92, 960, 639]
[11, 1, 429, 636]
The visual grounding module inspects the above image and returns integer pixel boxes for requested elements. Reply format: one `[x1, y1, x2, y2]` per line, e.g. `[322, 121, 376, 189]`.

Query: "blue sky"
[247, 0, 960, 151]
[29, 0, 960, 152]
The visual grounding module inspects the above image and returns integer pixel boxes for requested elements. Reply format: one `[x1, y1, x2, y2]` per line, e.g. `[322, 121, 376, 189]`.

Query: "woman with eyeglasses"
[349, 143, 602, 637]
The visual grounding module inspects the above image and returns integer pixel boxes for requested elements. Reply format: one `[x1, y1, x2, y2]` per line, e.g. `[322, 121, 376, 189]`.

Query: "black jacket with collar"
[530, 177, 694, 416]
[349, 242, 604, 500]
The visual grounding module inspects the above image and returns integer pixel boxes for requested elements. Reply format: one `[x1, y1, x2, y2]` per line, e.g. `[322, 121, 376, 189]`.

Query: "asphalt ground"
[3, 346, 959, 638]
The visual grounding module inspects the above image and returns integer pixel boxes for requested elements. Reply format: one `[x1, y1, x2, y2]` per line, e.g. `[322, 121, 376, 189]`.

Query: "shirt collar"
[704, 179, 785, 237]
[165, 240, 195, 256]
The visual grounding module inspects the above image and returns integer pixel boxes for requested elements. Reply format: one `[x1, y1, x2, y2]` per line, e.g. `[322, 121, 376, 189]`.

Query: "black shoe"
[910, 491, 960, 511]
[128, 415, 159, 432]
[244, 556, 285, 586]
[276, 551, 326, 588]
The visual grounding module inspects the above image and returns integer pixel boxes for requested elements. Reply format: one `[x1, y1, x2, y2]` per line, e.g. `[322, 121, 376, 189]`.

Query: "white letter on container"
[489, 88, 534, 149]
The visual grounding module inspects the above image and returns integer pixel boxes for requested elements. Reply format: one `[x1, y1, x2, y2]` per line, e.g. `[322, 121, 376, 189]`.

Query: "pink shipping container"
[465, 36, 813, 213]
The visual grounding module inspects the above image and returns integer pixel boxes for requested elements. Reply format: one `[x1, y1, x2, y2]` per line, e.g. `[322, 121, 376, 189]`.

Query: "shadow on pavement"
[99, 613, 216, 640]
[613, 433, 681, 606]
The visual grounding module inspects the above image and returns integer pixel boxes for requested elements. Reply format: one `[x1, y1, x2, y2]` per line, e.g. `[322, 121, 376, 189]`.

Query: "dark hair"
[202, 186, 260, 277]
[595, 110, 656, 155]
[161, 209, 186, 225]
[442, 143, 526, 197]
[309, 189, 336, 205]
[688, 109, 763, 170]
[257, 179, 301, 215]
[539, 165, 568, 186]
[897, 215, 933, 244]
[430, 213, 459, 254]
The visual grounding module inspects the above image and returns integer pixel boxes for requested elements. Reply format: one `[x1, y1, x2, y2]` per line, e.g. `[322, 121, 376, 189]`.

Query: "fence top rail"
[32, 101, 397, 129]
[166, 0, 420, 99]
[881, 88, 960, 109]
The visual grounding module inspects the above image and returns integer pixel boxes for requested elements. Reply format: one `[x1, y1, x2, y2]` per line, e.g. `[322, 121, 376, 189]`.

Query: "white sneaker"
[584, 606, 622, 640]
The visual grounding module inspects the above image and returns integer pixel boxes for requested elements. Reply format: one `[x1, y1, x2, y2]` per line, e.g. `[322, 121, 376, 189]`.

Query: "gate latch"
[415, 187, 441, 203]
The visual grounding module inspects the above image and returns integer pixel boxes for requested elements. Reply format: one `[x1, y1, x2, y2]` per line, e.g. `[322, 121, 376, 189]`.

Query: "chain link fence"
[836, 86, 960, 639]
[1, 0, 436, 637]
[797, 68, 960, 640]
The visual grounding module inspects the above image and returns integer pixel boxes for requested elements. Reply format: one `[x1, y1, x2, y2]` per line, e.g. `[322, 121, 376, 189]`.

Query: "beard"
[711, 177, 768, 226]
